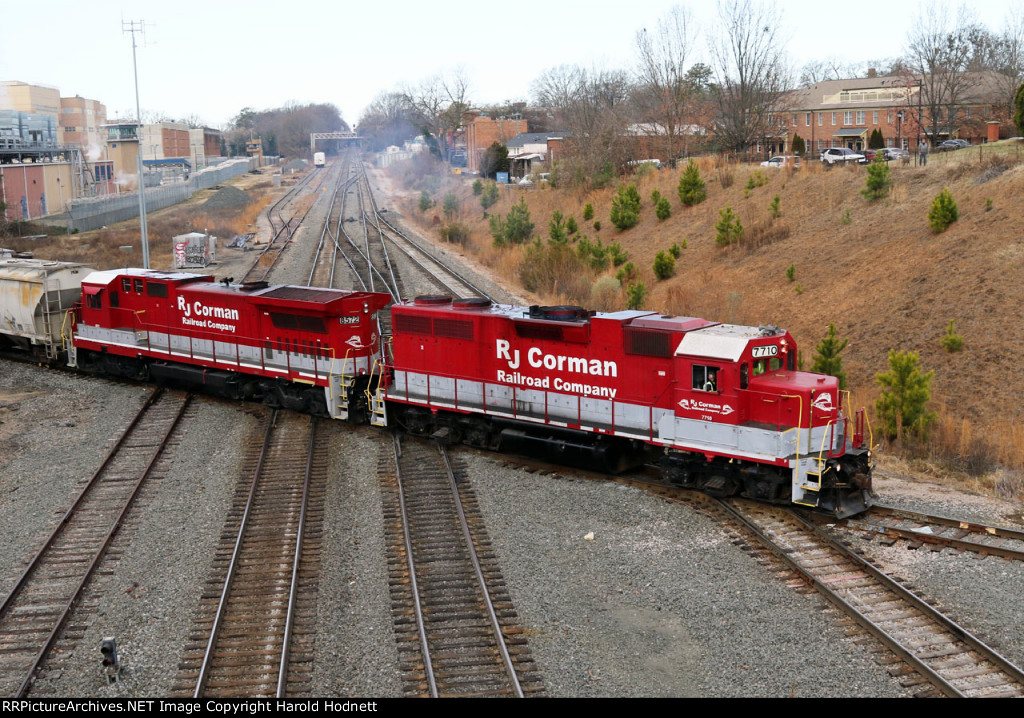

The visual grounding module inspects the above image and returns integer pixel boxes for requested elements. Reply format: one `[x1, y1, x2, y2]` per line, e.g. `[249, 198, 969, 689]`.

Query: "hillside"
[390, 142, 1024, 472]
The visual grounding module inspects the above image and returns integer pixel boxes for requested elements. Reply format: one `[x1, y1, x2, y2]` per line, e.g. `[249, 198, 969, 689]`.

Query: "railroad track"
[834, 504, 1024, 562]
[720, 498, 1024, 698]
[375, 213, 492, 300]
[243, 165, 325, 284]
[380, 434, 543, 697]
[174, 410, 326, 698]
[0, 388, 191, 697]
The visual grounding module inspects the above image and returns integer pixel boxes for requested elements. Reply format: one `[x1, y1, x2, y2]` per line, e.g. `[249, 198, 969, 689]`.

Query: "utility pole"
[123, 19, 150, 269]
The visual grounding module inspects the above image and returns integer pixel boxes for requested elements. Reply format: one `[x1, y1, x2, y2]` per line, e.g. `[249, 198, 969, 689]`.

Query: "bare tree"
[798, 58, 852, 87]
[357, 91, 418, 151]
[904, 3, 980, 143]
[708, 0, 791, 154]
[403, 69, 472, 163]
[634, 5, 699, 159]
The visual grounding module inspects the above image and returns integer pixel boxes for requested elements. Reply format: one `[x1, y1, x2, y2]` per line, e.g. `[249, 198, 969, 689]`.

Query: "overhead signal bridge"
[310, 132, 360, 155]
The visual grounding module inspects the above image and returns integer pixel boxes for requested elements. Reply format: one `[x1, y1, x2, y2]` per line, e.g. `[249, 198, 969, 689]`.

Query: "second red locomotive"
[374, 296, 873, 517]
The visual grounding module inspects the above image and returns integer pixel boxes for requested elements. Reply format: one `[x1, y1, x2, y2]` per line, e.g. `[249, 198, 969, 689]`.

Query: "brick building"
[463, 111, 528, 173]
[779, 72, 1007, 157]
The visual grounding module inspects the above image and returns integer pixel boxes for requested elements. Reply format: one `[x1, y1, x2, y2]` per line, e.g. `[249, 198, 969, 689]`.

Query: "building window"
[873, 110, 879, 124]
[818, 112, 823, 126]
[856, 111, 866, 125]
[966, 106, 972, 118]
[887, 110, 893, 123]
[844, 111, 853, 125]
[805, 113, 811, 126]
[831, 112, 837, 126]
[792, 114, 798, 126]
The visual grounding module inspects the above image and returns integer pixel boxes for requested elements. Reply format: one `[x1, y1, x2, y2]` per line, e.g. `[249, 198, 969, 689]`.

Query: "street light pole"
[124, 19, 150, 269]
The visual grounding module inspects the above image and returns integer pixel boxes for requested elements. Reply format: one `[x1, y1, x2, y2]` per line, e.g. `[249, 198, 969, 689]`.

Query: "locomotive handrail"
[780, 394, 803, 462]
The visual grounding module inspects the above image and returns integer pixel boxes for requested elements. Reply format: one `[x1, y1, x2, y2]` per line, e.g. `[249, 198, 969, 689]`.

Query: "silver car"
[821, 147, 866, 165]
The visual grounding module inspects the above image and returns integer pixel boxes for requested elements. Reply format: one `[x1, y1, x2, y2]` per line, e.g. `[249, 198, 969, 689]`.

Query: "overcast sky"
[1, 0, 1018, 130]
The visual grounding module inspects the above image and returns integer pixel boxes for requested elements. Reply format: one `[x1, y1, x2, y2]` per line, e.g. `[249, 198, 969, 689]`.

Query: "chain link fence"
[64, 156, 280, 232]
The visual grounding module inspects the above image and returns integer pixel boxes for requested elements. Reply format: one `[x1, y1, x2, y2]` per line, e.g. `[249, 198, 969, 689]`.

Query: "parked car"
[937, 139, 970, 151]
[760, 155, 801, 169]
[879, 147, 909, 161]
[821, 147, 866, 165]
[861, 148, 878, 161]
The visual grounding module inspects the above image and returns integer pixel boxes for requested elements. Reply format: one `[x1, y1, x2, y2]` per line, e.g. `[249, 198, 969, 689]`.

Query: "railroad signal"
[101, 637, 120, 683]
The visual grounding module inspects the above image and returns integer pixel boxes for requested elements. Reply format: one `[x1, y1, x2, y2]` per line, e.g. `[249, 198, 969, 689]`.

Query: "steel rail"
[438, 445, 524, 698]
[843, 505, 1024, 561]
[192, 409, 278, 698]
[6, 390, 191, 697]
[375, 212, 493, 300]
[719, 498, 1024, 698]
[391, 433, 438, 698]
[277, 417, 317, 697]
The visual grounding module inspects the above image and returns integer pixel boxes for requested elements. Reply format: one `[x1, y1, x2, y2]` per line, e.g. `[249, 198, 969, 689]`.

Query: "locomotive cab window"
[121, 277, 131, 292]
[134, 279, 144, 293]
[693, 364, 720, 392]
[86, 292, 102, 310]
[753, 357, 783, 375]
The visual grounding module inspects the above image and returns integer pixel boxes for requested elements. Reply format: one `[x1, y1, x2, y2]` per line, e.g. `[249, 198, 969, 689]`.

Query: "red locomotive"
[0, 262, 873, 517]
[71, 268, 390, 420]
[376, 296, 873, 517]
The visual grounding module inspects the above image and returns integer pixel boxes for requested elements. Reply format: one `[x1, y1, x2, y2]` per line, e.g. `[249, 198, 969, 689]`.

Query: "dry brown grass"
[2, 184, 274, 271]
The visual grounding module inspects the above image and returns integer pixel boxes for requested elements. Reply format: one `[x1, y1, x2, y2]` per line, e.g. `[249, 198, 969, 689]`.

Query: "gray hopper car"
[0, 258, 91, 361]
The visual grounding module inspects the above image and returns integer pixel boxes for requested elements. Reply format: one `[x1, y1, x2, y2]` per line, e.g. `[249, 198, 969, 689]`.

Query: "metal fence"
[63, 156, 280, 232]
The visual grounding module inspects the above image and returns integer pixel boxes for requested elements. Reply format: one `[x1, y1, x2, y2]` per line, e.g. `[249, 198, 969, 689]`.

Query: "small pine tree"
[792, 134, 806, 156]
[616, 262, 637, 284]
[566, 216, 579, 235]
[940, 319, 964, 352]
[480, 182, 499, 210]
[677, 160, 707, 206]
[785, 264, 795, 282]
[869, 128, 885, 149]
[714, 206, 744, 246]
[768, 194, 782, 219]
[669, 243, 682, 258]
[928, 189, 959, 233]
[875, 349, 936, 440]
[504, 197, 534, 244]
[626, 282, 647, 310]
[651, 189, 662, 205]
[472, 179, 483, 196]
[610, 184, 641, 230]
[549, 210, 568, 245]
[442, 192, 459, 219]
[583, 203, 594, 221]
[418, 191, 433, 213]
[653, 250, 676, 280]
[810, 323, 849, 389]
[656, 196, 671, 221]
[861, 154, 892, 200]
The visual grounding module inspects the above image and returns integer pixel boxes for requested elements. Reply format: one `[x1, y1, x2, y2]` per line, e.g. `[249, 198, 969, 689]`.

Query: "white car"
[760, 155, 800, 169]
[821, 147, 866, 165]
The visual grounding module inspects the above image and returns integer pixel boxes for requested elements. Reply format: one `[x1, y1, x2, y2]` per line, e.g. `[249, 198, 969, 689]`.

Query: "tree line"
[354, 0, 1023, 183]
